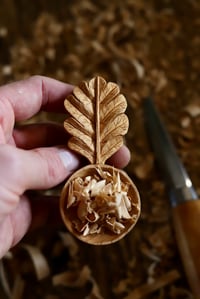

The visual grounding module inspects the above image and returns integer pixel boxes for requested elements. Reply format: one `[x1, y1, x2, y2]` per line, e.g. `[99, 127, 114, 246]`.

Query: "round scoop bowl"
[60, 164, 141, 245]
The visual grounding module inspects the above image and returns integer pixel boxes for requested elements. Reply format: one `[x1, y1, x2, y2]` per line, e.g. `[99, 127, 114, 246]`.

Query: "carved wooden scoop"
[60, 76, 140, 245]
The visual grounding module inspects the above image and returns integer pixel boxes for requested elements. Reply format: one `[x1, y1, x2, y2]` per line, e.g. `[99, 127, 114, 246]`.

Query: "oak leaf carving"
[64, 76, 129, 164]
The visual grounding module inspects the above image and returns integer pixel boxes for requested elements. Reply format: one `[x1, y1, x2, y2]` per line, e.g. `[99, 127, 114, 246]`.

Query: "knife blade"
[143, 97, 200, 298]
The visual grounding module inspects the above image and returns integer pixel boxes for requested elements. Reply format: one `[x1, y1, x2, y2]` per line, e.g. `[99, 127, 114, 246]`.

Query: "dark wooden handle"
[172, 200, 200, 298]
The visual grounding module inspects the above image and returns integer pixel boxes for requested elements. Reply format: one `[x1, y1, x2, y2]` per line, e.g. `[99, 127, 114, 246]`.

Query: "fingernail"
[59, 150, 79, 172]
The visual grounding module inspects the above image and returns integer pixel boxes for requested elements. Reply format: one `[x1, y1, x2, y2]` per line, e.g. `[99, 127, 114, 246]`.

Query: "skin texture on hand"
[0, 75, 130, 258]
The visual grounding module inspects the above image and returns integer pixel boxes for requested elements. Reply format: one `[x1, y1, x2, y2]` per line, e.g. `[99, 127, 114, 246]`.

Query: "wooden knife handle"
[172, 200, 200, 298]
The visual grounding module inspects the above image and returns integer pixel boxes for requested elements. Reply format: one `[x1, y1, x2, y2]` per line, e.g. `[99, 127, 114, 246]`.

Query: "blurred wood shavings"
[0, 0, 200, 298]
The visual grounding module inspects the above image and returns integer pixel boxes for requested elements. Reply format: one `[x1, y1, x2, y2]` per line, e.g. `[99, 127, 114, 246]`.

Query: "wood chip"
[184, 104, 200, 118]
[11, 275, 25, 299]
[21, 244, 50, 280]
[124, 270, 181, 299]
[52, 265, 91, 287]
[58, 232, 79, 257]
[0, 259, 11, 298]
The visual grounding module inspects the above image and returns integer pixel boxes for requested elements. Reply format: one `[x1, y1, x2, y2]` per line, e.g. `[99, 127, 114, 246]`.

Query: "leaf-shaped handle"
[64, 76, 129, 164]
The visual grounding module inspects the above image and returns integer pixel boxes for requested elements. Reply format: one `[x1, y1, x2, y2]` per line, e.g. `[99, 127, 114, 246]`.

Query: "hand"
[0, 75, 130, 258]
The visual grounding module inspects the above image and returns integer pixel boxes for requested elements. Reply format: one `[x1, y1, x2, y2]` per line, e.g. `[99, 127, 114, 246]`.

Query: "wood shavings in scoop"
[66, 168, 139, 237]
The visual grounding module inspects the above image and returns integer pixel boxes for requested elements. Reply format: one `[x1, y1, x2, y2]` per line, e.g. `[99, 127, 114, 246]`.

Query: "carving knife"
[143, 97, 200, 298]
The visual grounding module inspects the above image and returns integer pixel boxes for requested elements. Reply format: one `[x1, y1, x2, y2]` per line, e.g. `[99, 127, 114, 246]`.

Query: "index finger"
[0, 75, 74, 121]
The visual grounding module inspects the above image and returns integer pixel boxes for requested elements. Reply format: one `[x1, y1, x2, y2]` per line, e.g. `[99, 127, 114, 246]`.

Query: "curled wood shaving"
[124, 270, 181, 299]
[180, 116, 191, 128]
[148, 69, 168, 93]
[112, 278, 130, 295]
[0, 259, 11, 298]
[133, 154, 154, 180]
[67, 169, 137, 236]
[52, 265, 103, 299]
[58, 232, 79, 257]
[21, 244, 50, 280]
[0, 26, 8, 37]
[11, 275, 25, 299]
[52, 265, 91, 287]
[2, 65, 12, 76]
[131, 59, 145, 80]
[140, 243, 161, 263]
[147, 226, 172, 256]
[184, 104, 200, 118]
[147, 262, 158, 284]
[169, 285, 193, 298]
[85, 277, 104, 299]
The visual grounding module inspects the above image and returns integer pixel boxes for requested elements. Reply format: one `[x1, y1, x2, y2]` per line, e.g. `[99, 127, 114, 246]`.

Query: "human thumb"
[0, 145, 79, 215]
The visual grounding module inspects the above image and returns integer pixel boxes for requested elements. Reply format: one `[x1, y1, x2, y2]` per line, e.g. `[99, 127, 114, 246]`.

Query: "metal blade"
[143, 97, 198, 206]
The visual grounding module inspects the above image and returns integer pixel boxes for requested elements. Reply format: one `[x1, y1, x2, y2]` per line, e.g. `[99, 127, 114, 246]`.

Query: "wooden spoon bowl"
[60, 164, 141, 245]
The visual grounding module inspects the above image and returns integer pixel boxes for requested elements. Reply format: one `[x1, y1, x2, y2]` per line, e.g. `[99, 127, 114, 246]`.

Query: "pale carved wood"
[64, 76, 129, 164]
[60, 76, 140, 245]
